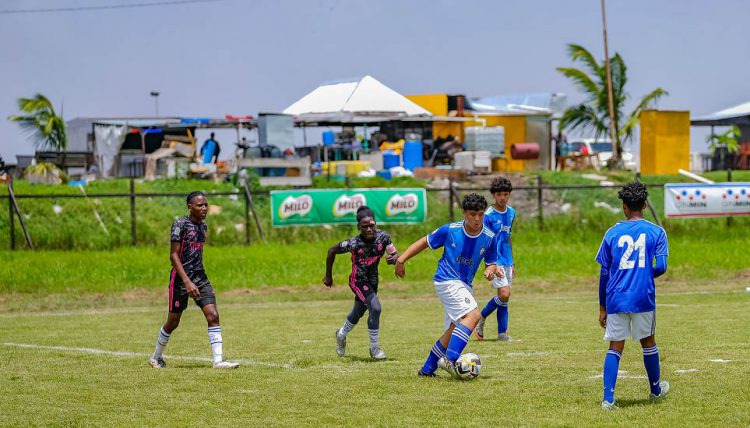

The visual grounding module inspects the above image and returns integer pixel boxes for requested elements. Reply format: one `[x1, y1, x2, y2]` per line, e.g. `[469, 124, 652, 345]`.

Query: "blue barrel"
[322, 130, 335, 146]
[403, 141, 423, 171]
[383, 151, 400, 169]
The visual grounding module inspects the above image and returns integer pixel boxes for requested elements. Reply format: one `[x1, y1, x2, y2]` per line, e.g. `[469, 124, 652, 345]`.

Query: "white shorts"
[491, 266, 513, 289]
[604, 311, 656, 341]
[435, 280, 478, 323]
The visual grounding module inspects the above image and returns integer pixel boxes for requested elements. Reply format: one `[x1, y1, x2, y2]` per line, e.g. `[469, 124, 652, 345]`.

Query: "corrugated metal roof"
[691, 101, 750, 126]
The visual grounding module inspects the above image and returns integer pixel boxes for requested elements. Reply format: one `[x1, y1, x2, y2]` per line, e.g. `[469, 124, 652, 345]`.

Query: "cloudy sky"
[2, 0, 748, 162]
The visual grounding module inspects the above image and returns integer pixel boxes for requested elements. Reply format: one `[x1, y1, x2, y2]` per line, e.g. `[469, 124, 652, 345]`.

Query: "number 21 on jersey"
[618, 233, 645, 270]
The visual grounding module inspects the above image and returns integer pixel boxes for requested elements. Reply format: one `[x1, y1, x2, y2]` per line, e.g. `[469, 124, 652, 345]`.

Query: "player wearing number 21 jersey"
[595, 182, 670, 410]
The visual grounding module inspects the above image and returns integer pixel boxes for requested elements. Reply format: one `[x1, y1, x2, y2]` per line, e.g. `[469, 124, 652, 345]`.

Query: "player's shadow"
[345, 356, 396, 363]
[612, 398, 660, 408]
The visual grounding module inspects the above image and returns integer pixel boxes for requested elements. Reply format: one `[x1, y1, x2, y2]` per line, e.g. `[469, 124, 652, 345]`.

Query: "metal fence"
[5, 175, 664, 251]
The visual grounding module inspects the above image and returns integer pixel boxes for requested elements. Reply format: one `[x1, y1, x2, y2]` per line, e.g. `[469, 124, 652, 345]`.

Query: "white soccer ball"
[455, 353, 482, 380]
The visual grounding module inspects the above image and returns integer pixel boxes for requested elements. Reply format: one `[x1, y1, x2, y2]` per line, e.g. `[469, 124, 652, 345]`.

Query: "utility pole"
[601, 0, 619, 163]
[150, 91, 160, 117]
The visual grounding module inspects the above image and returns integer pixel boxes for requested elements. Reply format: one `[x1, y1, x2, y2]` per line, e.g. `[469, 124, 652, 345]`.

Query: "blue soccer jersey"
[595, 219, 669, 314]
[427, 221, 498, 286]
[483, 205, 515, 266]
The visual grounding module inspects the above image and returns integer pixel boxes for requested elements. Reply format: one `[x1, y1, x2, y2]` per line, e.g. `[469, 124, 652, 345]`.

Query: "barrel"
[383, 151, 400, 169]
[510, 143, 540, 160]
[402, 141, 423, 171]
[322, 130, 335, 146]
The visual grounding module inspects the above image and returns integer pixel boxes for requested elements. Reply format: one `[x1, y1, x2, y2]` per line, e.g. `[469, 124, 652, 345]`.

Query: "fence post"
[8, 179, 14, 251]
[727, 168, 733, 227]
[129, 178, 137, 246]
[537, 174, 543, 230]
[243, 188, 251, 245]
[448, 177, 455, 222]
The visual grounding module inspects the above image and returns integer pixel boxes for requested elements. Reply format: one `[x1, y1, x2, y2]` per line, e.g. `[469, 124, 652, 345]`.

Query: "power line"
[0, 0, 222, 15]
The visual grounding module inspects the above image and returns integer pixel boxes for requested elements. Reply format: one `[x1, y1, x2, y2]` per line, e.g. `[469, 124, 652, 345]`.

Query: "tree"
[8, 94, 68, 151]
[556, 44, 667, 167]
[706, 126, 740, 154]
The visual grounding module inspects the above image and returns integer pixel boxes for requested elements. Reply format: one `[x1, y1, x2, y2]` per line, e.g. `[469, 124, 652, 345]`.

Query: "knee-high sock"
[643, 345, 661, 395]
[421, 340, 447, 374]
[481, 296, 501, 319]
[497, 300, 509, 334]
[152, 327, 170, 359]
[445, 323, 473, 362]
[340, 300, 367, 337]
[603, 349, 621, 403]
[208, 326, 223, 363]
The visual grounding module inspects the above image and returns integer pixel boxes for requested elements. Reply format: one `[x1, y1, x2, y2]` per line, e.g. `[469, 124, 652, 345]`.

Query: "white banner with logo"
[664, 183, 750, 218]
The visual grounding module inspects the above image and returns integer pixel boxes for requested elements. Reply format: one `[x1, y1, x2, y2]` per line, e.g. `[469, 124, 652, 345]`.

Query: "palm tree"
[8, 94, 68, 151]
[556, 44, 667, 166]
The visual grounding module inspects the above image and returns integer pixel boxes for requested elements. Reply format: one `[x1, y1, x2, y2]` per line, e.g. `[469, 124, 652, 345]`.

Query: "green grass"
[1, 279, 748, 426]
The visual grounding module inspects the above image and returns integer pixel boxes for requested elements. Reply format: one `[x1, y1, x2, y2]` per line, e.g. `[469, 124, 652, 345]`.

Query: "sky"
[2, 0, 749, 163]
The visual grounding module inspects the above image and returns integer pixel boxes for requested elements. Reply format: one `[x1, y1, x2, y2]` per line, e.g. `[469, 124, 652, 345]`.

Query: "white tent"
[283, 75, 432, 122]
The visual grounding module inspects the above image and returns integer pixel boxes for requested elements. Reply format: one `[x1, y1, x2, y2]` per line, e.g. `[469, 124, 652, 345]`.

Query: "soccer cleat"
[369, 346, 387, 360]
[475, 318, 485, 341]
[149, 357, 166, 369]
[417, 369, 437, 378]
[335, 329, 347, 357]
[213, 360, 240, 369]
[497, 333, 513, 342]
[601, 400, 618, 410]
[649, 380, 670, 401]
[437, 356, 458, 378]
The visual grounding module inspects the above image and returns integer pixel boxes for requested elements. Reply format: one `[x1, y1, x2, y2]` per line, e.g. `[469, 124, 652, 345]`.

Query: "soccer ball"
[455, 353, 482, 380]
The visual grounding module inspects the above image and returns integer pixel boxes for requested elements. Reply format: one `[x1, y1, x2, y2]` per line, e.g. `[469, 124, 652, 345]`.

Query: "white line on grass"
[2, 342, 293, 369]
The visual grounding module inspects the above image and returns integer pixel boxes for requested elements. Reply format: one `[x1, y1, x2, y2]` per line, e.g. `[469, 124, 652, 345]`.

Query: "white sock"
[368, 329, 379, 348]
[153, 327, 170, 359]
[208, 326, 223, 363]
[339, 319, 355, 337]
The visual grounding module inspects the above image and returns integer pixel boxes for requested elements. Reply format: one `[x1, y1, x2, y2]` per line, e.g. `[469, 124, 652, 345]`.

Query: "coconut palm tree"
[8, 94, 68, 151]
[557, 44, 667, 167]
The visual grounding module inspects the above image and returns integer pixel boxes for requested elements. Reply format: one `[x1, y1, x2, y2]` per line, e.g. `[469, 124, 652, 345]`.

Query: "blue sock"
[481, 296, 501, 319]
[421, 340, 447, 374]
[603, 349, 621, 403]
[643, 345, 661, 395]
[497, 300, 509, 334]
[445, 323, 472, 361]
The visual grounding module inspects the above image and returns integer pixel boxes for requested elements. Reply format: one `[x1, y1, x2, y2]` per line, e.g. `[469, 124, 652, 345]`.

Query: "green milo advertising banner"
[270, 188, 427, 227]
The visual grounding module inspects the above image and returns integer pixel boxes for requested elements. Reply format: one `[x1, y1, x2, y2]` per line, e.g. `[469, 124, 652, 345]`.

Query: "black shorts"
[349, 281, 378, 303]
[168, 270, 216, 313]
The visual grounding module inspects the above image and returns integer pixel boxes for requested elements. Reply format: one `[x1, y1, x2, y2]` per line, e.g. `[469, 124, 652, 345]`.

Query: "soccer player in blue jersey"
[149, 191, 239, 369]
[324, 206, 398, 360]
[596, 182, 670, 410]
[395, 193, 502, 378]
[476, 176, 516, 342]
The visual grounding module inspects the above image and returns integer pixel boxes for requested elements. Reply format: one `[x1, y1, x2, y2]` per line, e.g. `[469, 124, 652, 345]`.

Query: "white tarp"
[94, 124, 127, 177]
[283, 75, 432, 119]
[664, 183, 750, 218]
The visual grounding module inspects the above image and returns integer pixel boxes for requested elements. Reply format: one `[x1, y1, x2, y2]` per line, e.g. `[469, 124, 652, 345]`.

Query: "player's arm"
[653, 255, 667, 278]
[484, 236, 502, 281]
[598, 266, 609, 328]
[394, 237, 429, 278]
[323, 242, 347, 287]
[170, 241, 199, 299]
[384, 234, 399, 265]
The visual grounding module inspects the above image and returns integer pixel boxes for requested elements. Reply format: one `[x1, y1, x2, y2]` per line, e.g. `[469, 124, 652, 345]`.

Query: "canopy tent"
[466, 93, 567, 117]
[691, 101, 750, 126]
[283, 75, 432, 124]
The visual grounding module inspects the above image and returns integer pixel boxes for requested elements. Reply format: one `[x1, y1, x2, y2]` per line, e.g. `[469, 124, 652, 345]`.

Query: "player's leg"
[419, 323, 454, 377]
[476, 266, 510, 340]
[196, 276, 238, 369]
[634, 311, 669, 400]
[601, 313, 630, 409]
[151, 272, 187, 368]
[364, 293, 386, 360]
[336, 296, 367, 357]
[496, 284, 512, 341]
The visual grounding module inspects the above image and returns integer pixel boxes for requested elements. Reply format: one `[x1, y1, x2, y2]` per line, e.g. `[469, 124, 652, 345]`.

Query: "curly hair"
[618, 182, 648, 211]
[489, 176, 513, 194]
[186, 191, 206, 205]
[356, 205, 375, 222]
[462, 193, 488, 212]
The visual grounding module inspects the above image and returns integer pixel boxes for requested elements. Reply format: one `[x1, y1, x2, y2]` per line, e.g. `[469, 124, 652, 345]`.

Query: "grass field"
[1, 277, 748, 426]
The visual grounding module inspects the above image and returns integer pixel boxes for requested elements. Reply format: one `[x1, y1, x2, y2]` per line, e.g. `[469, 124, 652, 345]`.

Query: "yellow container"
[321, 161, 372, 176]
[640, 110, 690, 175]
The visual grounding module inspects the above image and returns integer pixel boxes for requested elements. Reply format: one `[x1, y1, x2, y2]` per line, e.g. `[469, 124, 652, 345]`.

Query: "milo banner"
[271, 188, 427, 227]
[664, 183, 750, 218]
